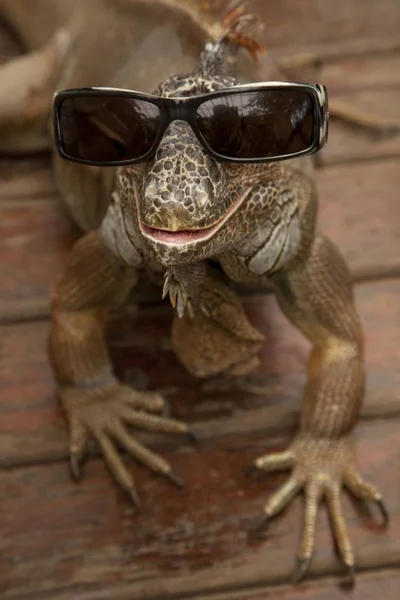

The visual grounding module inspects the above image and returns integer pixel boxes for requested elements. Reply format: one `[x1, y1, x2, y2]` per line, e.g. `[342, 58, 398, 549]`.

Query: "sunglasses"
[53, 82, 328, 166]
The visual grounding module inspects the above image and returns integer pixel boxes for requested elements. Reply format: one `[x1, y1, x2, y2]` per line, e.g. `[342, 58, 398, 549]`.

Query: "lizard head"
[115, 23, 277, 266]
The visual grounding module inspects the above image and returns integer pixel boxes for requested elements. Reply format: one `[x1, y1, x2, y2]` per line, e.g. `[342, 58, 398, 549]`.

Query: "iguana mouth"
[139, 187, 252, 246]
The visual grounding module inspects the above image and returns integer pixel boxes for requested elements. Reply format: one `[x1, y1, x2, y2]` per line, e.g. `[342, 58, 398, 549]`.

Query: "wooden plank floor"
[1, 2, 400, 599]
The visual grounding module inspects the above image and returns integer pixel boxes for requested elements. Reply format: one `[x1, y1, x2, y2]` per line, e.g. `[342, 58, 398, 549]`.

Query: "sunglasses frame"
[53, 81, 329, 167]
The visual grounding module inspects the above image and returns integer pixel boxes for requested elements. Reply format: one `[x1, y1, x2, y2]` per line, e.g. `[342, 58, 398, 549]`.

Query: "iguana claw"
[376, 498, 389, 526]
[162, 264, 207, 318]
[69, 454, 83, 482]
[292, 557, 312, 584]
[128, 487, 142, 511]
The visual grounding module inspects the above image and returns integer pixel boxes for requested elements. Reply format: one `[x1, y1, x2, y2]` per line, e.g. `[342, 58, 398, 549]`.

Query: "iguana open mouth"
[139, 187, 252, 246]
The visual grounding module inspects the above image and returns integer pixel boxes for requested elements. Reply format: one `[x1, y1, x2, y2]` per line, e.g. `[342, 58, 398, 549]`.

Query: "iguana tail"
[0, 0, 84, 49]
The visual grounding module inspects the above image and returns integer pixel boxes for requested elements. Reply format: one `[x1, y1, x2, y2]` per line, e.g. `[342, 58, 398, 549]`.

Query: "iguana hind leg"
[0, 28, 72, 153]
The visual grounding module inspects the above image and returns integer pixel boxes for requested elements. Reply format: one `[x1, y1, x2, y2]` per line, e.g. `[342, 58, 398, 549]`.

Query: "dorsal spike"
[198, 0, 267, 75]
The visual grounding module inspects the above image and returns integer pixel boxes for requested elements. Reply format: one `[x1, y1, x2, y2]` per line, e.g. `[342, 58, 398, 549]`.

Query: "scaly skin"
[0, 0, 388, 586]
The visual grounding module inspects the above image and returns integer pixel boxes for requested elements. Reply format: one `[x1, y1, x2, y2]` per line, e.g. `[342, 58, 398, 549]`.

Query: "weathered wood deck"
[1, 1, 400, 598]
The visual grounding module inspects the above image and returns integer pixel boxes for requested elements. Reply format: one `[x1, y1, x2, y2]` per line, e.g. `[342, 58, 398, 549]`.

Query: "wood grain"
[1, 418, 399, 599]
[0, 7, 398, 600]
[319, 120, 400, 166]
[282, 53, 400, 165]
[0, 195, 79, 321]
[0, 157, 54, 200]
[253, 0, 400, 56]
[316, 158, 400, 279]
[0, 3, 399, 600]
[320, 52, 400, 91]
[203, 569, 400, 600]
[1, 279, 399, 467]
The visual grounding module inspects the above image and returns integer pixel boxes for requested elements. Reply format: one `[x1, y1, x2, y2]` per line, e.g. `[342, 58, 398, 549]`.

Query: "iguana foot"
[246, 434, 388, 585]
[61, 383, 191, 508]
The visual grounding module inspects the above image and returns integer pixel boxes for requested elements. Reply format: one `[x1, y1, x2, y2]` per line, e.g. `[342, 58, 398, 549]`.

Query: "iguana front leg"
[246, 233, 388, 583]
[49, 230, 190, 507]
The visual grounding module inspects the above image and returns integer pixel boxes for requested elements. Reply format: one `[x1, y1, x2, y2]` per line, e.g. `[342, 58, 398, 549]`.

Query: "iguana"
[0, 0, 389, 586]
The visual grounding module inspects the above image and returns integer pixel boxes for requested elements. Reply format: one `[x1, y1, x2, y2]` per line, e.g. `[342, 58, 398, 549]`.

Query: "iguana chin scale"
[0, 0, 388, 585]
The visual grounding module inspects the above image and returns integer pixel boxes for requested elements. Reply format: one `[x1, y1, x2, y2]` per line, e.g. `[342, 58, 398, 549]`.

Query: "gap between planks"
[6, 566, 400, 600]
[1, 417, 399, 599]
[1, 277, 400, 469]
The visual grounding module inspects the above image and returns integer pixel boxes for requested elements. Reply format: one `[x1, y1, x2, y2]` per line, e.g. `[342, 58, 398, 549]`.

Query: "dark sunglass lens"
[196, 89, 315, 160]
[57, 95, 161, 163]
